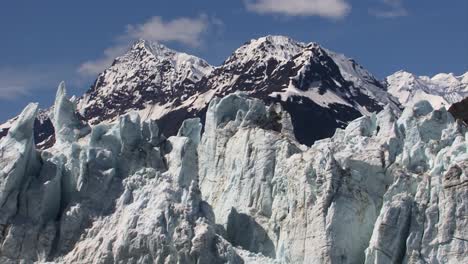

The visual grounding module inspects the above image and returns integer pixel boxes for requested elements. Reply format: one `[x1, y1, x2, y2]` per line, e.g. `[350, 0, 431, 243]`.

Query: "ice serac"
[199, 93, 467, 263]
[1, 90, 467, 263]
[199, 93, 388, 263]
[365, 101, 468, 263]
[0, 91, 244, 263]
[52, 81, 90, 144]
[0, 102, 62, 263]
[0, 103, 39, 224]
[51, 112, 244, 264]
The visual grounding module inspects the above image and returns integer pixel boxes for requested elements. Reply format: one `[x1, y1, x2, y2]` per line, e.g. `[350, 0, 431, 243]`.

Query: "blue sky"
[1, 0, 467, 122]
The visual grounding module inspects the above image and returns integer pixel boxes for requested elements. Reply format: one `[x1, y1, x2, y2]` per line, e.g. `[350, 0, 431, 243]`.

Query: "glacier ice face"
[0, 87, 467, 264]
[199, 93, 467, 263]
[0, 102, 63, 262]
[0, 102, 39, 204]
[0, 103, 40, 231]
[0, 86, 246, 264]
[199, 93, 390, 263]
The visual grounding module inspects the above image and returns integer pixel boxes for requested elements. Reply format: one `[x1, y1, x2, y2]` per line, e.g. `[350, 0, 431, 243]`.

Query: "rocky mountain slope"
[77, 40, 214, 125]
[77, 35, 401, 146]
[0, 83, 467, 263]
[386, 70, 468, 109]
[1, 36, 403, 148]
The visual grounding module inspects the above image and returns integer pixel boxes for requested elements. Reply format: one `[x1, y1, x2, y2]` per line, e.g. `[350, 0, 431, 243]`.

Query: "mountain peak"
[255, 35, 302, 46]
[431, 72, 463, 86]
[117, 39, 213, 81]
[391, 70, 416, 78]
[460, 72, 468, 84]
[386, 70, 468, 108]
[131, 38, 152, 49]
[226, 35, 306, 66]
[129, 39, 177, 60]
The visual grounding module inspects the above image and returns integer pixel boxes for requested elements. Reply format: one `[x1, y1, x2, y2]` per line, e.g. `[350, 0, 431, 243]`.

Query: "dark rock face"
[0, 128, 7, 138]
[0, 111, 55, 149]
[34, 117, 55, 149]
[449, 97, 468, 125]
[279, 97, 362, 145]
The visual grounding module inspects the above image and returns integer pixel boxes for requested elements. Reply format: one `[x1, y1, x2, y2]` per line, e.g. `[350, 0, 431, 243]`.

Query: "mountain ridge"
[386, 70, 468, 109]
[1, 35, 467, 149]
[74, 35, 399, 146]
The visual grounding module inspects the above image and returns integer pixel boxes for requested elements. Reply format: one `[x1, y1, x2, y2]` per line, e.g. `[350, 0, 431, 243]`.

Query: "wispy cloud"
[78, 15, 211, 77]
[370, 0, 408, 18]
[0, 66, 68, 100]
[77, 45, 129, 78]
[244, 0, 351, 19]
[123, 16, 210, 47]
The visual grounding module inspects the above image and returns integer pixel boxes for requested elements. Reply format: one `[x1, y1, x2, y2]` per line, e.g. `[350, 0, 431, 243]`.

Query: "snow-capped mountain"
[202, 35, 399, 144]
[77, 35, 398, 146]
[78, 40, 214, 124]
[1, 36, 467, 149]
[386, 70, 468, 109]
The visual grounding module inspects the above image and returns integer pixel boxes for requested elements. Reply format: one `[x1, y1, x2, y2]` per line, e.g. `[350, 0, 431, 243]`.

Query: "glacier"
[0, 83, 467, 264]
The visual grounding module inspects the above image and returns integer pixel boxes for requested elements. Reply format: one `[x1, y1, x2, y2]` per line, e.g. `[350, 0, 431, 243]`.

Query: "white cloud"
[124, 16, 209, 46]
[0, 66, 65, 100]
[370, 0, 408, 18]
[77, 45, 128, 77]
[245, 0, 351, 18]
[78, 15, 210, 77]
